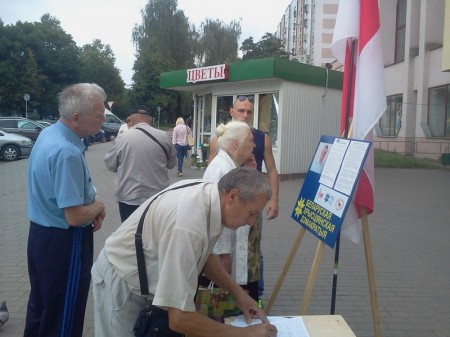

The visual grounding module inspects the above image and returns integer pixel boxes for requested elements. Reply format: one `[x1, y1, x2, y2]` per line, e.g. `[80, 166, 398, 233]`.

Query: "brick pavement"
[0, 141, 449, 337]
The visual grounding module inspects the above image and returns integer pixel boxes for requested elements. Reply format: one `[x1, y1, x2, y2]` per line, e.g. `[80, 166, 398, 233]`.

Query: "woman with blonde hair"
[201, 121, 256, 296]
[172, 117, 192, 177]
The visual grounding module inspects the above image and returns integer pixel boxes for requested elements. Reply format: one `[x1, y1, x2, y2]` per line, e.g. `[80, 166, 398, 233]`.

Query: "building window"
[379, 94, 402, 136]
[394, 0, 406, 62]
[428, 85, 450, 137]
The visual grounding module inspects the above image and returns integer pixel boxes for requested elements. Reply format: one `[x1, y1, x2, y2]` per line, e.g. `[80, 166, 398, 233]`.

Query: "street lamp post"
[24, 94, 30, 118]
[157, 106, 161, 129]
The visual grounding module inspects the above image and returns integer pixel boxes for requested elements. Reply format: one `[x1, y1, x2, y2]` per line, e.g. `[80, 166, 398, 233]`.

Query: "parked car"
[89, 129, 107, 143]
[101, 110, 123, 141]
[0, 127, 33, 161]
[36, 121, 53, 128]
[0, 117, 45, 142]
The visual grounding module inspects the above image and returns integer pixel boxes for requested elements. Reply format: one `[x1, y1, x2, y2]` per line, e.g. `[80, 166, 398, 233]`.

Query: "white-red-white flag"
[331, 0, 386, 242]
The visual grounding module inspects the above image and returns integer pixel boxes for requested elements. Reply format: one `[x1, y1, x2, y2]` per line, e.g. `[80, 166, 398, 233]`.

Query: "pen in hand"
[259, 315, 270, 324]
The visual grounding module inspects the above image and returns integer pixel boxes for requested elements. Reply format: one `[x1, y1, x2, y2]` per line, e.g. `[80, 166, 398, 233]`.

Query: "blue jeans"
[175, 144, 188, 173]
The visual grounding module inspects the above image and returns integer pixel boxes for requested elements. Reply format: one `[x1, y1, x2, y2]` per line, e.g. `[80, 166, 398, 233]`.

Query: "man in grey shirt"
[104, 105, 176, 222]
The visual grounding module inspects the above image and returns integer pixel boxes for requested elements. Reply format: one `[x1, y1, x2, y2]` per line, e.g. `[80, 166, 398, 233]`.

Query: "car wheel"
[107, 133, 116, 142]
[1, 145, 20, 161]
[101, 135, 107, 143]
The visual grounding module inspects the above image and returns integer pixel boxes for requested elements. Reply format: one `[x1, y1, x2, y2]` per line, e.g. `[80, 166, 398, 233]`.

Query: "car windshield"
[18, 121, 39, 129]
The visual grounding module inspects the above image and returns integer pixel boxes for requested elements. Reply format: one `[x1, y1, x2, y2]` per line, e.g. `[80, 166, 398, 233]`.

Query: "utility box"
[440, 153, 450, 166]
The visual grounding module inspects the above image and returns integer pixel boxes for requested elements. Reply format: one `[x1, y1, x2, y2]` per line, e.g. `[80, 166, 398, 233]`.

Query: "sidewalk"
[0, 141, 449, 337]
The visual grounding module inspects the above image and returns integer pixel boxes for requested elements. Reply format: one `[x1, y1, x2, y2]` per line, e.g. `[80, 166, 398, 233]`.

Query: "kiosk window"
[216, 96, 233, 125]
[202, 94, 212, 133]
[258, 93, 279, 147]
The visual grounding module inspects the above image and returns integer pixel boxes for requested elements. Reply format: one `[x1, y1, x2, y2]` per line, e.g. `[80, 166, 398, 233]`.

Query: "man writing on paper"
[92, 168, 278, 337]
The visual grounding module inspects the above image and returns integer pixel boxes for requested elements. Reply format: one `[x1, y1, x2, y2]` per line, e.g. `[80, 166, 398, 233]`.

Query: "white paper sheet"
[230, 315, 311, 337]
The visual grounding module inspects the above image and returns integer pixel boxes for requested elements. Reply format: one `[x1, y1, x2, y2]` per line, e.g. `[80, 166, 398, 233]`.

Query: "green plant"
[190, 154, 198, 166]
[374, 149, 441, 169]
[195, 161, 208, 169]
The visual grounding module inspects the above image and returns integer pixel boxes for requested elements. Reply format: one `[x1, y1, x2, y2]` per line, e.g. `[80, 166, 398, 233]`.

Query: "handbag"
[186, 126, 195, 147]
[133, 182, 201, 337]
[195, 282, 241, 323]
[133, 305, 182, 337]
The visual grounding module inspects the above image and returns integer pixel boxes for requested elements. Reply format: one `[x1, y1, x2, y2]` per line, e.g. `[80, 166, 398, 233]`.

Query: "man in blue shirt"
[25, 83, 107, 337]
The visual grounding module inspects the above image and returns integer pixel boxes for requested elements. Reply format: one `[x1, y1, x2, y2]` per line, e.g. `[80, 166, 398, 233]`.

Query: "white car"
[0, 127, 33, 161]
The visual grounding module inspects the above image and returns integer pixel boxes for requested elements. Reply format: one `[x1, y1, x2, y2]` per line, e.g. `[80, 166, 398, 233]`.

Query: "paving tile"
[0, 142, 449, 337]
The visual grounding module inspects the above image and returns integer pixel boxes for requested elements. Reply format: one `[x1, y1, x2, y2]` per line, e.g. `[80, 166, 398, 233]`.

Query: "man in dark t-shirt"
[208, 95, 279, 303]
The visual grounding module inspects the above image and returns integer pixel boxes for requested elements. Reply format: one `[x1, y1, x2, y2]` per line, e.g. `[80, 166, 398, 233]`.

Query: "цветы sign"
[186, 64, 229, 83]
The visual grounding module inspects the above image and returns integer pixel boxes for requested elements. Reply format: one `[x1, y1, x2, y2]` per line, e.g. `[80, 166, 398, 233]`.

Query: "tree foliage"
[241, 33, 288, 60]
[79, 40, 125, 102]
[132, 0, 192, 122]
[0, 14, 124, 118]
[0, 4, 286, 121]
[194, 19, 241, 66]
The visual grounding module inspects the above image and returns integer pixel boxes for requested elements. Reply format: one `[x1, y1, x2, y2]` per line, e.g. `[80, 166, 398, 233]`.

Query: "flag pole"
[330, 38, 356, 315]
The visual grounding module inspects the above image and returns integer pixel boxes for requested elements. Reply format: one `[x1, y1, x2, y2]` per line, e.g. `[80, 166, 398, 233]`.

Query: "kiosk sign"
[186, 64, 229, 83]
[291, 135, 371, 248]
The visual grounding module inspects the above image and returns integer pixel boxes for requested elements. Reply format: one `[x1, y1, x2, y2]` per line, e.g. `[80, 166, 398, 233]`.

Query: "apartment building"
[275, 0, 339, 67]
[275, 0, 450, 160]
[376, 0, 450, 160]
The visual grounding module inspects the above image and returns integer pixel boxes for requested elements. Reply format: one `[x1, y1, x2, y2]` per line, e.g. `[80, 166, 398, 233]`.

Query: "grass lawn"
[374, 149, 443, 169]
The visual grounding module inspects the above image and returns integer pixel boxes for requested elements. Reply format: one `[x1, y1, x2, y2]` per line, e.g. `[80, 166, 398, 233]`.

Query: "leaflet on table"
[230, 315, 310, 337]
[291, 135, 371, 248]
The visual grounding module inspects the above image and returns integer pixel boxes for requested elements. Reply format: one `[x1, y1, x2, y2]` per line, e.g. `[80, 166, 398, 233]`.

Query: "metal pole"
[157, 106, 161, 129]
[330, 39, 356, 315]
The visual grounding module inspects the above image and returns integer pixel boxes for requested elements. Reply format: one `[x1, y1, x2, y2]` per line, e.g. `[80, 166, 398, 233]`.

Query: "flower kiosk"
[160, 57, 343, 179]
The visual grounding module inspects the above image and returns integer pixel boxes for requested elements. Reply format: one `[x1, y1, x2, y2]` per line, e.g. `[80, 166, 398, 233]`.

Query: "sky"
[0, 0, 290, 87]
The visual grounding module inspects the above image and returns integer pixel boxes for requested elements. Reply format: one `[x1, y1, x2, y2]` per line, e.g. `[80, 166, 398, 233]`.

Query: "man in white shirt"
[117, 116, 132, 136]
[91, 167, 277, 337]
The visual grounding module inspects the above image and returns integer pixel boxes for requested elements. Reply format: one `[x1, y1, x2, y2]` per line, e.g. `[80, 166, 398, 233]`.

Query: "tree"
[132, 0, 193, 122]
[30, 15, 82, 114]
[0, 15, 82, 116]
[132, 37, 176, 122]
[132, 0, 192, 68]
[195, 19, 241, 66]
[79, 39, 125, 114]
[0, 21, 46, 115]
[240, 33, 288, 60]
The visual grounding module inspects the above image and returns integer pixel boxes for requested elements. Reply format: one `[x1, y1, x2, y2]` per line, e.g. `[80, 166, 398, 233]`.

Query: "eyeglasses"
[236, 95, 254, 103]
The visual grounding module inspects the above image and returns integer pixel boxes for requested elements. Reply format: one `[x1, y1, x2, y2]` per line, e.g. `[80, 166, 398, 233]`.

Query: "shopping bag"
[187, 134, 195, 147]
[195, 286, 242, 323]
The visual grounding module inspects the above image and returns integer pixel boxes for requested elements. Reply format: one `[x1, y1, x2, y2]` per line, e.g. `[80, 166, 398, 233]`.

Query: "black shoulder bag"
[133, 181, 201, 337]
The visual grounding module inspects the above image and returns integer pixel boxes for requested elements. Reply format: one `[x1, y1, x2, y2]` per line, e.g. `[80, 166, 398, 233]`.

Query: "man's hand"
[243, 323, 278, 337]
[234, 290, 266, 324]
[265, 198, 279, 220]
[92, 209, 105, 232]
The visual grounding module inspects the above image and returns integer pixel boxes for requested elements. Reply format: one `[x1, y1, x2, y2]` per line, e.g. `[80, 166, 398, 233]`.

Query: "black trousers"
[118, 202, 140, 223]
[24, 222, 93, 337]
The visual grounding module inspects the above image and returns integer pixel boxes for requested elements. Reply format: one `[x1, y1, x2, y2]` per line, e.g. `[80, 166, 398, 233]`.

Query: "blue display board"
[291, 135, 371, 248]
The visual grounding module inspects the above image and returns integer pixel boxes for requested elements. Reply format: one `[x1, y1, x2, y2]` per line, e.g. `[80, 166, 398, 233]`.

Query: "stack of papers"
[230, 315, 311, 337]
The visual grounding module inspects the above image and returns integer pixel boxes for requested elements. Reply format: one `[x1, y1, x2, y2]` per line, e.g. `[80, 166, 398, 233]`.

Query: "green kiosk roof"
[160, 57, 343, 92]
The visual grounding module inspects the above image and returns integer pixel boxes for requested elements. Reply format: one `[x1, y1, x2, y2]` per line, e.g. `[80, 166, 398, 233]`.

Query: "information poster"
[291, 135, 371, 248]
